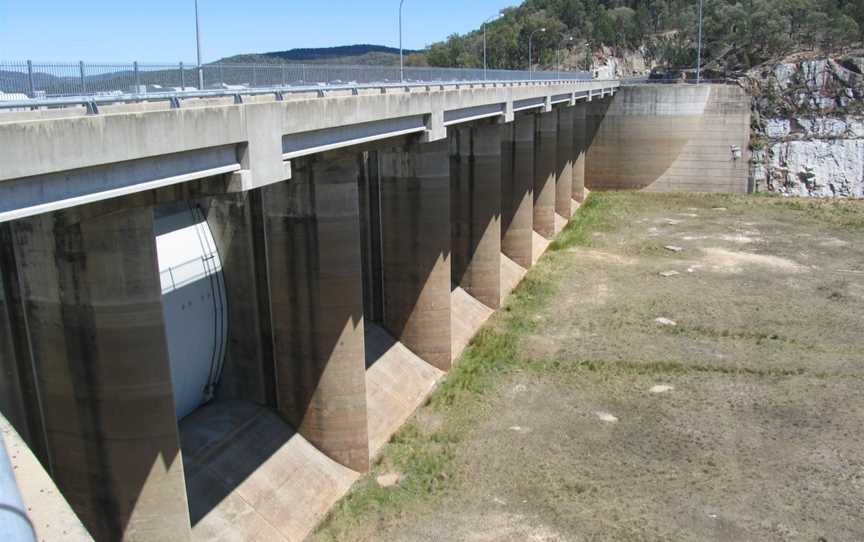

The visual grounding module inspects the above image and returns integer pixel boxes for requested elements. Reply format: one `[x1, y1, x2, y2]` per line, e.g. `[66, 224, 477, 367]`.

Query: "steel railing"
[0, 60, 592, 100]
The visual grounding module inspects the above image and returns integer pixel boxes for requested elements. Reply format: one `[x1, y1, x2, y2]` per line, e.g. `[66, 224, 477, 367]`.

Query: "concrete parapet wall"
[586, 84, 750, 193]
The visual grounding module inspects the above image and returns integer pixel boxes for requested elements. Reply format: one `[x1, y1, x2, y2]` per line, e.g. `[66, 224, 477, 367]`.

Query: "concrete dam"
[0, 79, 751, 541]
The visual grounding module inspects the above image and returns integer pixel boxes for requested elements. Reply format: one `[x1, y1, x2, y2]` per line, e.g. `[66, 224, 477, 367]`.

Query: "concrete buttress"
[572, 103, 588, 202]
[500, 115, 535, 269]
[533, 111, 558, 240]
[449, 123, 503, 310]
[378, 139, 452, 372]
[10, 206, 191, 541]
[555, 107, 575, 225]
[262, 152, 370, 473]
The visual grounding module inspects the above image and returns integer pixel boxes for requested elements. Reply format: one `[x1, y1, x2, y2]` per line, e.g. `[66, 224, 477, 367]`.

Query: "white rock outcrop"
[748, 56, 864, 198]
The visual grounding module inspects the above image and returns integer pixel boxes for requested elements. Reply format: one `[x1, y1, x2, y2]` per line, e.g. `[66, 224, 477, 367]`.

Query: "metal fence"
[0, 60, 591, 99]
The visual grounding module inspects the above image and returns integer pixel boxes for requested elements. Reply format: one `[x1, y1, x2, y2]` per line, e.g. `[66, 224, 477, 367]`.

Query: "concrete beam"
[378, 140, 452, 371]
[500, 116, 535, 269]
[262, 153, 370, 473]
[10, 206, 191, 541]
[449, 123, 502, 310]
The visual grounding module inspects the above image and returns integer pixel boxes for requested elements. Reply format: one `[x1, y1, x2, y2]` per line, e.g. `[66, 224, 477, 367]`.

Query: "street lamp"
[195, 0, 204, 89]
[399, 0, 407, 82]
[483, 12, 503, 81]
[528, 27, 546, 79]
[557, 35, 574, 80]
[696, 0, 704, 84]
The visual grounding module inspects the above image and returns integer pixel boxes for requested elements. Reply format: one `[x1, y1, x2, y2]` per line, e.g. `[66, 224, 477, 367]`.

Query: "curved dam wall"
[586, 84, 751, 193]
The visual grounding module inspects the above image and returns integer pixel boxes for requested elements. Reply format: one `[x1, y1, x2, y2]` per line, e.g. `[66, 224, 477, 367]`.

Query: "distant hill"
[217, 44, 424, 66]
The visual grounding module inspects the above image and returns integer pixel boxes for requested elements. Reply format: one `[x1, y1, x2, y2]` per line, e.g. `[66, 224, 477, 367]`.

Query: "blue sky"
[2, 1, 517, 62]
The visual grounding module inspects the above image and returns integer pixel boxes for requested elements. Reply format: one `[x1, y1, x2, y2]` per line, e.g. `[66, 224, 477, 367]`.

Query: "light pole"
[557, 35, 574, 80]
[195, 0, 203, 89]
[696, 0, 704, 84]
[528, 27, 546, 79]
[483, 12, 502, 81]
[399, 0, 406, 82]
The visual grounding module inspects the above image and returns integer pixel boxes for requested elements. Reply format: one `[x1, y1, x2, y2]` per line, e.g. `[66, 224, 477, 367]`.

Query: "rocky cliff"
[747, 57, 864, 198]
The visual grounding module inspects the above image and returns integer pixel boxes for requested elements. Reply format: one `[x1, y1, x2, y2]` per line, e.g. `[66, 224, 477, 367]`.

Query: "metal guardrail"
[0, 77, 615, 113]
[0, 60, 591, 100]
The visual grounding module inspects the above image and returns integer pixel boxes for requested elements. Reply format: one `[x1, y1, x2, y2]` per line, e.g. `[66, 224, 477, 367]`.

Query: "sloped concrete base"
[365, 324, 444, 458]
[571, 198, 582, 215]
[500, 254, 528, 305]
[1, 416, 92, 541]
[532, 230, 551, 266]
[555, 213, 568, 234]
[451, 287, 495, 362]
[181, 401, 359, 542]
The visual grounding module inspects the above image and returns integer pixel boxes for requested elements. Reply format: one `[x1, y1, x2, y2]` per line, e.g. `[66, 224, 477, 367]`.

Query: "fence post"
[79, 61, 87, 94]
[133, 61, 140, 92]
[26, 60, 35, 98]
[180, 62, 185, 91]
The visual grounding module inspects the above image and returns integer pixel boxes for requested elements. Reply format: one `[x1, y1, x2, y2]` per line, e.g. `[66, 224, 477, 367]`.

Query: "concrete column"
[378, 139, 452, 371]
[500, 115, 535, 269]
[555, 107, 575, 222]
[262, 153, 370, 473]
[204, 193, 275, 407]
[533, 111, 558, 239]
[11, 206, 191, 541]
[450, 123, 502, 309]
[572, 103, 587, 202]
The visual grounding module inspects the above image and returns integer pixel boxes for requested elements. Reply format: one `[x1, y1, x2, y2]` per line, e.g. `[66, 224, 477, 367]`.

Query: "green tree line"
[415, 0, 863, 73]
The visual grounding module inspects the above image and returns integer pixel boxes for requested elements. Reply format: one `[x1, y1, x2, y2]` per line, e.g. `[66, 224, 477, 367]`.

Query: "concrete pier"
[533, 111, 558, 240]
[262, 153, 370, 473]
[500, 115, 535, 270]
[378, 140, 452, 371]
[572, 103, 588, 203]
[555, 106, 575, 230]
[450, 123, 502, 310]
[10, 206, 190, 541]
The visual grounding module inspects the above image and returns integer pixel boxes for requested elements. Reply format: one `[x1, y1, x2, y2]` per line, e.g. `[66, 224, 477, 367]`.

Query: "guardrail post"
[133, 61, 140, 91]
[180, 62, 185, 91]
[26, 60, 35, 98]
[79, 61, 87, 94]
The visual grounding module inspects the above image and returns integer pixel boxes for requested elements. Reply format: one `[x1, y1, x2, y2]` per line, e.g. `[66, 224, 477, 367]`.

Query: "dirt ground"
[314, 193, 864, 542]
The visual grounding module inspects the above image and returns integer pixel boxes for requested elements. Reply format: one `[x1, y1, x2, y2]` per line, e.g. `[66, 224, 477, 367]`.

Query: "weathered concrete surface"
[262, 153, 370, 473]
[555, 107, 575, 224]
[571, 103, 588, 202]
[180, 400, 359, 542]
[500, 254, 528, 306]
[11, 206, 191, 541]
[1, 415, 92, 541]
[203, 193, 274, 407]
[365, 324, 443, 457]
[586, 85, 750, 193]
[533, 111, 558, 239]
[450, 287, 495, 363]
[500, 116, 535, 270]
[532, 230, 551, 266]
[379, 140, 452, 371]
[450, 123, 502, 309]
